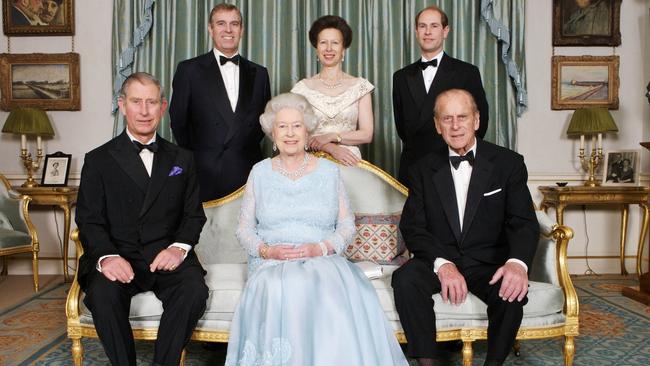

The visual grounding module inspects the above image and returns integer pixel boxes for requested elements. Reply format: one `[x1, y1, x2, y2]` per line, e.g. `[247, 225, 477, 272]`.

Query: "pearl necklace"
[277, 154, 310, 179]
[319, 72, 342, 89]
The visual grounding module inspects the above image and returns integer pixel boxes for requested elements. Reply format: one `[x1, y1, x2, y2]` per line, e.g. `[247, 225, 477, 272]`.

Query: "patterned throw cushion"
[345, 213, 407, 265]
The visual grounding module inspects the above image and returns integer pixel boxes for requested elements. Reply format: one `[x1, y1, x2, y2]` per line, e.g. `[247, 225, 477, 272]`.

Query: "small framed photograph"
[41, 151, 71, 186]
[2, 0, 74, 36]
[0, 52, 80, 111]
[602, 150, 639, 186]
[551, 55, 619, 110]
[553, 0, 621, 46]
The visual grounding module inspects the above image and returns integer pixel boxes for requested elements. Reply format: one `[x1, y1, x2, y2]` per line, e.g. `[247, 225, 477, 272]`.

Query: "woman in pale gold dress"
[291, 15, 374, 166]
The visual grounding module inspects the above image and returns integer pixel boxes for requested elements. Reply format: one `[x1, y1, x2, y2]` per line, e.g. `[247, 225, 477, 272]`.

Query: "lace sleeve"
[235, 172, 264, 257]
[324, 176, 356, 254]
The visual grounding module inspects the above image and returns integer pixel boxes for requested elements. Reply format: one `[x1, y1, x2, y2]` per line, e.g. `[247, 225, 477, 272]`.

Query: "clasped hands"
[308, 134, 359, 166]
[99, 247, 185, 283]
[437, 262, 528, 305]
[261, 243, 326, 260]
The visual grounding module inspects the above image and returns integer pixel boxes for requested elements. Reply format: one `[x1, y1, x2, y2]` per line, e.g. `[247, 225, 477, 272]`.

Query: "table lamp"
[2, 108, 55, 187]
[566, 107, 618, 187]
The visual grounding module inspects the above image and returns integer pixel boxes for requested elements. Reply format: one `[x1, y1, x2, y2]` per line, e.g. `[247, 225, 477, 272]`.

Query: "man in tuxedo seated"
[391, 89, 539, 366]
[75, 72, 208, 366]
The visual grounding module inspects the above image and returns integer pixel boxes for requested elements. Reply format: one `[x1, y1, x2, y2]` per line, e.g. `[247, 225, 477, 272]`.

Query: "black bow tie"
[133, 140, 158, 153]
[449, 151, 475, 169]
[420, 59, 438, 70]
[219, 55, 240, 65]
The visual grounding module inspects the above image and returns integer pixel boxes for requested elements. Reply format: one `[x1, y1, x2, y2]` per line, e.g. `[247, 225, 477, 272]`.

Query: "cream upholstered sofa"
[66, 158, 579, 366]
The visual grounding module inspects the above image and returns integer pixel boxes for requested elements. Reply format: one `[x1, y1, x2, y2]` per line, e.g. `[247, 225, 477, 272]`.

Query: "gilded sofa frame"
[65, 158, 578, 365]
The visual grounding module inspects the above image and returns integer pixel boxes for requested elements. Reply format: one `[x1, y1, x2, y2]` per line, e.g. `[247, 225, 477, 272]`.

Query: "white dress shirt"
[421, 50, 444, 93]
[433, 141, 528, 273]
[96, 131, 191, 272]
[213, 48, 240, 112]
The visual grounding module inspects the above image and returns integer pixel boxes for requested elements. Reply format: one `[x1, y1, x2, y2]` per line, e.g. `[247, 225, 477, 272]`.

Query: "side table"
[14, 186, 78, 282]
[538, 185, 650, 276]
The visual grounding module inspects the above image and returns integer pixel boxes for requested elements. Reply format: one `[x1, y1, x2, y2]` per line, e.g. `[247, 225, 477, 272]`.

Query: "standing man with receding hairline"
[170, 3, 271, 202]
[393, 5, 489, 188]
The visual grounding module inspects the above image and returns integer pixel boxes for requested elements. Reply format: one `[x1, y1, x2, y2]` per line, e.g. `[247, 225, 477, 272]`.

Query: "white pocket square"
[483, 188, 502, 196]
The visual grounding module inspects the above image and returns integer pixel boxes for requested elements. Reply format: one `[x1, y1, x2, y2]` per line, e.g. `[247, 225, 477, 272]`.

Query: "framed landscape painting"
[553, 0, 621, 46]
[2, 0, 74, 36]
[551, 55, 619, 110]
[0, 53, 80, 111]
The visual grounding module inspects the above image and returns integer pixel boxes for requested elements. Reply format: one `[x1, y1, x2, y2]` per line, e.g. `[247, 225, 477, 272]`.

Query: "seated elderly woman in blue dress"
[225, 93, 408, 366]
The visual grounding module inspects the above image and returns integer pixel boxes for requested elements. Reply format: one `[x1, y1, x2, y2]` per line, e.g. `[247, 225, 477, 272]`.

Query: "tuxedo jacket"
[75, 132, 207, 290]
[169, 51, 271, 202]
[393, 53, 489, 187]
[400, 139, 538, 269]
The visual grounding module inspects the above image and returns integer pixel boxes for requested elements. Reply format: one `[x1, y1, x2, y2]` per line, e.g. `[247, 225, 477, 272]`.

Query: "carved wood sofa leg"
[513, 339, 521, 357]
[180, 348, 186, 366]
[564, 336, 575, 366]
[462, 341, 473, 366]
[71, 337, 83, 366]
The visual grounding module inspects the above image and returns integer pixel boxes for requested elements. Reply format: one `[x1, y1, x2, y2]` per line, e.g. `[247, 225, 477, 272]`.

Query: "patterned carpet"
[1, 275, 649, 365]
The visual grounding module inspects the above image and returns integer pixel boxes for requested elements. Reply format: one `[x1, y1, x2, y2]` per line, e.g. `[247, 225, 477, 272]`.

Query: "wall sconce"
[566, 108, 618, 187]
[2, 108, 55, 187]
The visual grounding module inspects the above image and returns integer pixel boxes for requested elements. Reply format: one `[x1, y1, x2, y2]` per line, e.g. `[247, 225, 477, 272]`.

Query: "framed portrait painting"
[0, 52, 80, 111]
[41, 151, 71, 186]
[602, 150, 639, 186]
[2, 0, 74, 36]
[551, 55, 619, 110]
[553, 0, 621, 46]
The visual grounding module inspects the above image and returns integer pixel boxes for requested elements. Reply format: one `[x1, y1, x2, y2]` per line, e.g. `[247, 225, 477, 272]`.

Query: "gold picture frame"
[2, 0, 74, 36]
[0, 53, 80, 111]
[551, 55, 619, 110]
[553, 0, 621, 46]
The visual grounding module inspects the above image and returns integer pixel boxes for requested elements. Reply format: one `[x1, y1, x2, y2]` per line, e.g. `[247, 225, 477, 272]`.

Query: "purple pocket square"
[169, 166, 183, 176]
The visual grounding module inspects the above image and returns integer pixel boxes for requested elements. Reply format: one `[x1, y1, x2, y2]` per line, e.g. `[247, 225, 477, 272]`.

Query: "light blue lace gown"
[225, 158, 408, 366]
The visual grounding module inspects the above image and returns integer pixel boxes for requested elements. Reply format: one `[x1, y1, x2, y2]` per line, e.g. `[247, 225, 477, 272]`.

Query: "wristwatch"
[335, 134, 342, 143]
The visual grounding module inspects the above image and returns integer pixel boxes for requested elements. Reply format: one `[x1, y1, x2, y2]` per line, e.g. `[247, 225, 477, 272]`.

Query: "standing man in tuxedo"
[76, 72, 208, 366]
[391, 89, 538, 366]
[393, 5, 489, 188]
[170, 3, 271, 202]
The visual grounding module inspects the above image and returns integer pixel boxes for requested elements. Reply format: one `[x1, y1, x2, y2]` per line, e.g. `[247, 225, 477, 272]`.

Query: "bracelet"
[318, 242, 328, 257]
[172, 246, 187, 256]
[260, 244, 270, 259]
[335, 134, 342, 144]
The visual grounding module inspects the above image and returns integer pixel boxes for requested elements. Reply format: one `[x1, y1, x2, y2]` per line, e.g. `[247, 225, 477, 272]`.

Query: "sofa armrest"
[66, 228, 84, 322]
[552, 223, 579, 318]
[530, 210, 578, 319]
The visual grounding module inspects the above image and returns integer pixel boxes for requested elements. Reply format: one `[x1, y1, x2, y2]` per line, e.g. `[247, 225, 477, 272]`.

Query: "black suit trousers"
[84, 265, 209, 366]
[392, 257, 526, 362]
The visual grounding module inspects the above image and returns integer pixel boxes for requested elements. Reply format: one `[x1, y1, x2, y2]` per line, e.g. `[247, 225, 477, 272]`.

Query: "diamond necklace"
[319, 72, 342, 89]
[277, 154, 310, 179]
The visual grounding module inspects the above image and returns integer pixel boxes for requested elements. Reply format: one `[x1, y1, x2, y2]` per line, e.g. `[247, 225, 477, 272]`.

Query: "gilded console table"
[14, 186, 78, 281]
[539, 185, 650, 276]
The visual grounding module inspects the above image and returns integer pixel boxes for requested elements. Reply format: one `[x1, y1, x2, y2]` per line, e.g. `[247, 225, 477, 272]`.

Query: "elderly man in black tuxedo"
[76, 72, 208, 366]
[393, 5, 489, 188]
[391, 89, 538, 366]
[170, 3, 271, 202]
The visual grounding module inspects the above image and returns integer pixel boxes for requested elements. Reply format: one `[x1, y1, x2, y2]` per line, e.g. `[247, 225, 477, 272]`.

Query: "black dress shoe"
[483, 359, 504, 366]
[417, 358, 445, 366]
